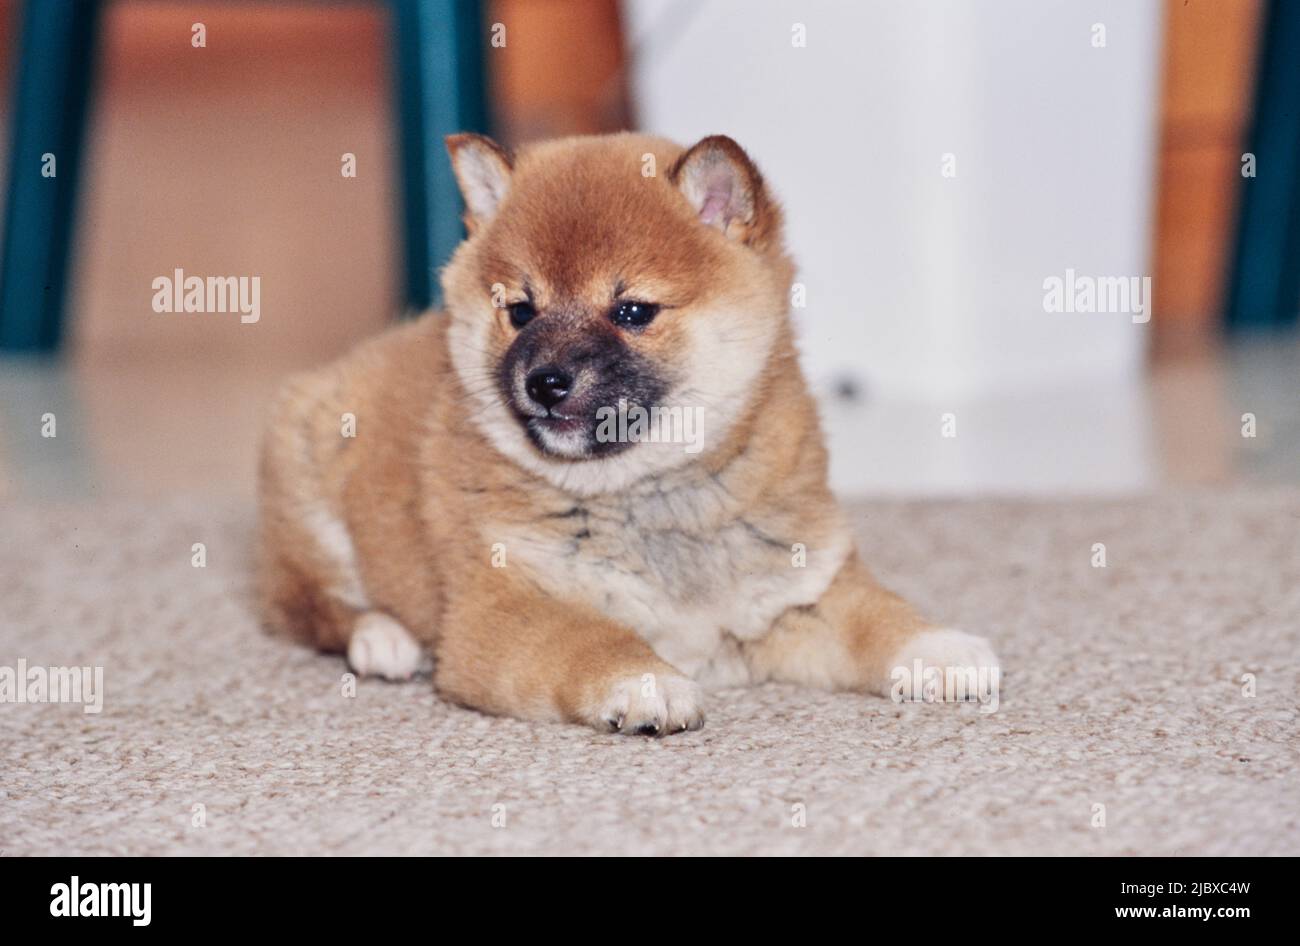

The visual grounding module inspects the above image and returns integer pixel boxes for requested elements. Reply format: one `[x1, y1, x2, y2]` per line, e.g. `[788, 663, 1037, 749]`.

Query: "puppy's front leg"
[435, 573, 704, 735]
[747, 553, 998, 699]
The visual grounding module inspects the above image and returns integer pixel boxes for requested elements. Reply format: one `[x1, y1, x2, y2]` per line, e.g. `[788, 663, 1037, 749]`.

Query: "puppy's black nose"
[525, 367, 572, 409]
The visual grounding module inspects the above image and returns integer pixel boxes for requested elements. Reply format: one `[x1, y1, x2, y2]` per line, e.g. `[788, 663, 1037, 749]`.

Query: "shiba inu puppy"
[257, 132, 998, 735]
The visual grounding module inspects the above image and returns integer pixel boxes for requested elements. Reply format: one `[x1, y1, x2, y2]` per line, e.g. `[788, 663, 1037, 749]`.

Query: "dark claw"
[633, 720, 661, 736]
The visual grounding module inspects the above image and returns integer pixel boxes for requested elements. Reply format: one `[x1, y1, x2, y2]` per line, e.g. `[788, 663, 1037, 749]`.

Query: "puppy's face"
[441, 133, 793, 495]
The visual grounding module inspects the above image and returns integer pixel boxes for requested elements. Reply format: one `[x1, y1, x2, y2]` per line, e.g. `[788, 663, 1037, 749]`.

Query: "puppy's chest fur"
[497, 476, 850, 686]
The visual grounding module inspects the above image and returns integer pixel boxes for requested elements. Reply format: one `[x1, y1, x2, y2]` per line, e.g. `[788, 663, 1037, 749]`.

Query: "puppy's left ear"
[669, 135, 777, 248]
[446, 133, 513, 231]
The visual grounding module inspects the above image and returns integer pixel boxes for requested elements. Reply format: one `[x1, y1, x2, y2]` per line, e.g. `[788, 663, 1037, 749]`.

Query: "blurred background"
[0, 0, 1296, 502]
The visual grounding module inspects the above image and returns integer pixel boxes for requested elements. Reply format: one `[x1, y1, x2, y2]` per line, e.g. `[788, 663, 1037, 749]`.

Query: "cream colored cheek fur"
[672, 298, 779, 441]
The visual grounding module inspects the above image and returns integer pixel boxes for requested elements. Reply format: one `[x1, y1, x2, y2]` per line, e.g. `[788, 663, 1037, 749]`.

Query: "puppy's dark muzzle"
[496, 313, 671, 456]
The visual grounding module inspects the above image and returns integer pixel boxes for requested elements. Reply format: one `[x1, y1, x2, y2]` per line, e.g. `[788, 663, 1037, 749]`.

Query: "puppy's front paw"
[347, 612, 423, 680]
[591, 671, 704, 736]
[884, 628, 999, 701]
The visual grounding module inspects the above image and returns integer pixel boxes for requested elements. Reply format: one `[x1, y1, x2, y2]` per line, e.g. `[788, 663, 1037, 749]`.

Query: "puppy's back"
[255, 314, 447, 648]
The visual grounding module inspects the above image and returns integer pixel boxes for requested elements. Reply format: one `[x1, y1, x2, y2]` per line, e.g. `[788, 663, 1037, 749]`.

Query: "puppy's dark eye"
[611, 300, 659, 328]
[507, 301, 536, 329]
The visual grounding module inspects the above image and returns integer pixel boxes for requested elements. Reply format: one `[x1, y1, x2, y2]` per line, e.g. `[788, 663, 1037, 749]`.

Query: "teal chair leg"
[1226, 0, 1300, 331]
[391, 0, 490, 313]
[0, 0, 103, 353]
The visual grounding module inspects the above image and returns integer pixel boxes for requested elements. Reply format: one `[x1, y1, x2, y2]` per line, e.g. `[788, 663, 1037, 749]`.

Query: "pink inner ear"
[697, 166, 735, 226]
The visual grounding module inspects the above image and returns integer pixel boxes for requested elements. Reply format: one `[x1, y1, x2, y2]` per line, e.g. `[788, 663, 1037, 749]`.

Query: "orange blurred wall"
[1151, 0, 1263, 354]
[69, 3, 396, 366]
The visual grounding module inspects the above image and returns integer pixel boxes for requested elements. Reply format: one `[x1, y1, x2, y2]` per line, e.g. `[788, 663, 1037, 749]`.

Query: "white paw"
[884, 628, 1000, 702]
[347, 613, 423, 680]
[593, 671, 704, 736]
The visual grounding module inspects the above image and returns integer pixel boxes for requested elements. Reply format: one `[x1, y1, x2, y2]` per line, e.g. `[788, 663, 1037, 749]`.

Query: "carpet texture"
[2, 491, 1297, 856]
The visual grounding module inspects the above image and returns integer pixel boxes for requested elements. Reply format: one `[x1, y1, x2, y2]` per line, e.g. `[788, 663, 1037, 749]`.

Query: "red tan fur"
[256, 132, 998, 734]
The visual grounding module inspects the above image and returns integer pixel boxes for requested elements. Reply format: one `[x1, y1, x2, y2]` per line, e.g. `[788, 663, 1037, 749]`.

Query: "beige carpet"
[1, 490, 1297, 856]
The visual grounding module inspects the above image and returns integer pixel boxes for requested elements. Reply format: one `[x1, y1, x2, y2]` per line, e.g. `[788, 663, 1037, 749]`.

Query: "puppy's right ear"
[445, 133, 513, 231]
